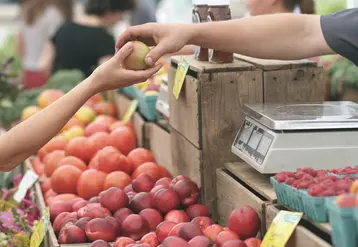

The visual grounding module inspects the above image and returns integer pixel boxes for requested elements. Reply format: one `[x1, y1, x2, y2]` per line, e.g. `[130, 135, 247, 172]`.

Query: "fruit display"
[272, 167, 356, 222]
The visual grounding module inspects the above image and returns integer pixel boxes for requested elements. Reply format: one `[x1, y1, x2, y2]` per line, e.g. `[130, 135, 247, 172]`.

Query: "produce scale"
[232, 101, 358, 173]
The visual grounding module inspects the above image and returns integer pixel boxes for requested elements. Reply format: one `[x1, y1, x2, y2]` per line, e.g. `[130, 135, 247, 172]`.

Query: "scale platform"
[231, 101, 358, 173]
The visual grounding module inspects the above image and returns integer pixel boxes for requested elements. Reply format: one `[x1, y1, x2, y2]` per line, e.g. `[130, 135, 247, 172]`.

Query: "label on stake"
[30, 208, 50, 247]
[262, 210, 303, 247]
[13, 170, 39, 203]
[122, 99, 138, 123]
[173, 57, 189, 99]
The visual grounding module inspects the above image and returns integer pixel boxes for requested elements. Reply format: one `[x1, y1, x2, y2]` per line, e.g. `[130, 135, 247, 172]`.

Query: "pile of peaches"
[50, 174, 262, 247]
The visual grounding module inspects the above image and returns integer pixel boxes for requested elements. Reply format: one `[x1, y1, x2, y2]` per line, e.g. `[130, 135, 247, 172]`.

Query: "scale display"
[231, 102, 358, 174]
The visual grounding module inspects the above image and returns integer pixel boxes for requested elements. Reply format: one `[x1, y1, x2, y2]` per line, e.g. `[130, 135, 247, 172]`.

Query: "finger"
[127, 63, 163, 82]
[114, 42, 134, 62]
[116, 24, 156, 52]
[145, 41, 171, 67]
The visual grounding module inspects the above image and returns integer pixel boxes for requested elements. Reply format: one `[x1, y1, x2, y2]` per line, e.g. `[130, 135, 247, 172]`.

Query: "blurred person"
[38, 0, 135, 78]
[17, 0, 73, 89]
[131, 0, 157, 25]
[246, 0, 315, 16]
[0, 42, 162, 172]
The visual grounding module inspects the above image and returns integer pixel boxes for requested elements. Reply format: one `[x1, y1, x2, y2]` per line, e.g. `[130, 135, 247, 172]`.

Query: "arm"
[0, 42, 162, 172]
[37, 41, 55, 76]
[16, 31, 25, 58]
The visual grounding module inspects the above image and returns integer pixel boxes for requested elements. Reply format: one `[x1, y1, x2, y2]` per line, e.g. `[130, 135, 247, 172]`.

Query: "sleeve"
[97, 34, 116, 58]
[45, 7, 65, 40]
[321, 8, 358, 66]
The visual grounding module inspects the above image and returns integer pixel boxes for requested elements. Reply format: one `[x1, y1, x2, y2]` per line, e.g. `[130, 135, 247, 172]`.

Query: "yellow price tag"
[30, 208, 50, 247]
[122, 100, 138, 123]
[261, 210, 303, 247]
[173, 57, 189, 99]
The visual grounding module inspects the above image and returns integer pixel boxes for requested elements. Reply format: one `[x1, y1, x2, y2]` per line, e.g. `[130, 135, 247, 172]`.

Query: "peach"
[106, 216, 121, 236]
[59, 156, 87, 171]
[173, 180, 200, 206]
[94, 115, 117, 127]
[114, 237, 135, 247]
[90, 240, 112, 247]
[162, 236, 191, 247]
[104, 171, 132, 190]
[77, 203, 111, 219]
[53, 212, 77, 234]
[99, 187, 129, 212]
[155, 177, 172, 189]
[123, 41, 150, 70]
[86, 218, 116, 242]
[89, 132, 110, 153]
[204, 224, 224, 242]
[158, 165, 172, 179]
[153, 189, 180, 213]
[215, 230, 239, 247]
[129, 192, 154, 213]
[150, 185, 166, 197]
[21, 105, 41, 121]
[72, 200, 89, 212]
[170, 175, 191, 188]
[189, 236, 214, 247]
[141, 232, 159, 247]
[96, 146, 132, 174]
[186, 204, 209, 220]
[89, 197, 100, 203]
[109, 126, 137, 156]
[65, 137, 96, 163]
[127, 148, 156, 170]
[168, 222, 185, 237]
[244, 238, 262, 247]
[156, 221, 176, 243]
[39, 136, 67, 161]
[127, 191, 137, 202]
[51, 165, 82, 194]
[222, 240, 247, 247]
[85, 122, 110, 137]
[228, 206, 260, 240]
[58, 225, 86, 244]
[75, 217, 90, 231]
[38, 89, 64, 109]
[139, 208, 163, 230]
[61, 218, 78, 230]
[44, 150, 66, 177]
[114, 208, 134, 225]
[125, 184, 134, 193]
[61, 118, 85, 133]
[179, 222, 203, 241]
[164, 210, 189, 224]
[121, 214, 150, 240]
[50, 201, 73, 220]
[93, 102, 117, 117]
[133, 174, 155, 193]
[336, 194, 357, 208]
[191, 216, 214, 230]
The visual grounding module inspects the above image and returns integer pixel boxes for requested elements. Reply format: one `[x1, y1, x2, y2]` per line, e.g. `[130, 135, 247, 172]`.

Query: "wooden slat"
[225, 162, 276, 201]
[171, 55, 255, 73]
[234, 54, 317, 70]
[170, 127, 202, 187]
[168, 69, 201, 148]
[132, 112, 146, 147]
[113, 92, 132, 120]
[216, 168, 265, 237]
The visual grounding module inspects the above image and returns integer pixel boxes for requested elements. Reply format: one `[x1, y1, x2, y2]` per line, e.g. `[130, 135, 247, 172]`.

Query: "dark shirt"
[321, 8, 358, 66]
[130, 0, 157, 25]
[51, 21, 115, 76]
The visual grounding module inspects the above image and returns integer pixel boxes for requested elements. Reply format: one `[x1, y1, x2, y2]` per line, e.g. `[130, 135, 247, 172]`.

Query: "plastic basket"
[134, 87, 161, 121]
[327, 198, 357, 247]
[301, 190, 335, 222]
[119, 86, 137, 99]
[328, 172, 358, 179]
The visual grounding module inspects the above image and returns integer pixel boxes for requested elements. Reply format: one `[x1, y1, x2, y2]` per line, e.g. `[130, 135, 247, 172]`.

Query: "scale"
[231, 101, 358, 174]
[156, 76, 170, 119]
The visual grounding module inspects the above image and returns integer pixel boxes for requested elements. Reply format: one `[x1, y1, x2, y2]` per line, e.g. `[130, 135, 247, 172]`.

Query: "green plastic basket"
[119, 86, 137, 99]
[134, 87, 161, 121]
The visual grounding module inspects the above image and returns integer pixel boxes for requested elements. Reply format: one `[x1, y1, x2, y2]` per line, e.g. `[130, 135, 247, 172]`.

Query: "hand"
[91, 42, 162, 93]
[116, 23, 194, 67]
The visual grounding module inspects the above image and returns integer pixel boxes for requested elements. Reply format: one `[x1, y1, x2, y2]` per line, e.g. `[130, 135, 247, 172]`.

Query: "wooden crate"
[168, 55, 263, 213]
[216, 168, 266, 238]
[265, 205, 333, 247]
[234, 54, 324, 103]
[145, 122, 173, 174]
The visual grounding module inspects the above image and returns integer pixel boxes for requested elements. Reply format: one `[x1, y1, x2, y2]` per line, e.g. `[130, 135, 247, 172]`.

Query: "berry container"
[134, 87, 162, 121]
[327, 198, 357, 247]
[300, 190, 335, 222]
[119, 86, 137, 99]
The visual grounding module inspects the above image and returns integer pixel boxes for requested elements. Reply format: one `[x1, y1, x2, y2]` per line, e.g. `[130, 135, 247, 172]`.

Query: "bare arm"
[116, 14, 334, 65]
[37, 41, 55, 76]
[16, 31, 25, 58]
[0, 42, 162, 172]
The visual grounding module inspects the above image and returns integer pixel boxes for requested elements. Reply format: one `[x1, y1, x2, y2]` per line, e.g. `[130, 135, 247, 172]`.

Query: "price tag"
[173, 57, 189, 99]
[122, 99, 138, 123]
[262, 211, 303, 247]
[13, 170, 39, 203]
[30, 208, 49, 247]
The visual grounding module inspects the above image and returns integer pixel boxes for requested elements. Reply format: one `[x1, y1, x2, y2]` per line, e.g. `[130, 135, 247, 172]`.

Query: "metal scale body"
[231, 101, 358, 174]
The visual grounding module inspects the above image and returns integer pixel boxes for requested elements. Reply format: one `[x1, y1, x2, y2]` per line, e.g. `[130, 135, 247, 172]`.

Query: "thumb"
[145, 41, 169, 67]
[114, 42, 134, 63]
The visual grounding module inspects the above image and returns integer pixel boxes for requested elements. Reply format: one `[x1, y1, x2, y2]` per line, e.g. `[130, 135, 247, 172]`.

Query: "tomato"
[89, 132, 110, 152]
[93, 102, 117, 117]
[51, 165, 83, 194]
[65, 137, 96, 163]
[77, 169, 107, 199]
[132, 162, 162, 181]
[58, 156, 87, 171]
[127, 148, 156, 170]
[96, 146, 132, 174]
[44, 150, 66, 177]
[108, 126, 136, 156]
[104, 171, 132, 190]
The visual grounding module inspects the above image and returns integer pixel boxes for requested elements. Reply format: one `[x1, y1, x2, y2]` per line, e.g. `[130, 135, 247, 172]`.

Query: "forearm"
[0, 77, 98, 171]
[190, 14, 333, 60]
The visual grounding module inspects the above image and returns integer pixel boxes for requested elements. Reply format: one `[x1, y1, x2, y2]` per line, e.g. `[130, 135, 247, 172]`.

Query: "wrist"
[187, 23, 201, 45]
[81, 76, 99, 98]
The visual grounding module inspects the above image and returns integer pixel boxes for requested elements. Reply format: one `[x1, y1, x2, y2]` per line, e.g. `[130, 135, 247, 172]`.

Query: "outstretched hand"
[92, 42, 163, 93]
[116, 23, 194, 67]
